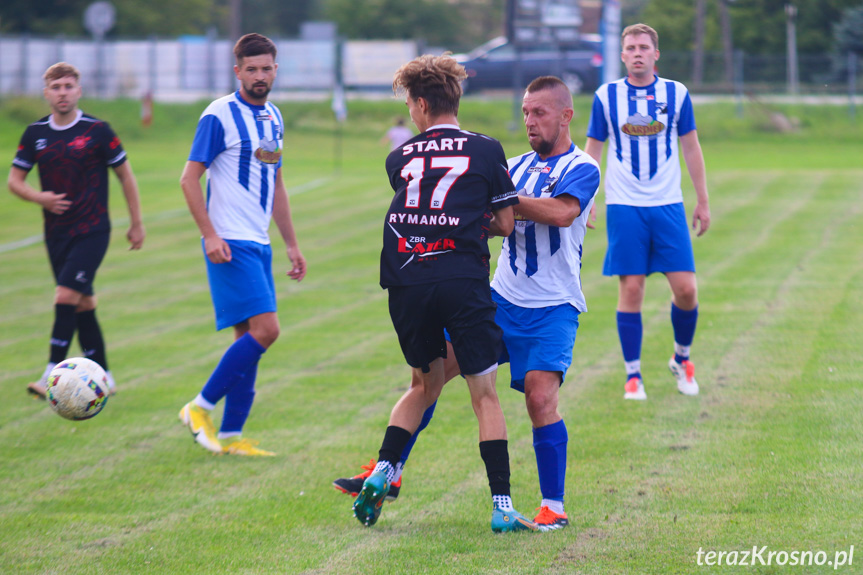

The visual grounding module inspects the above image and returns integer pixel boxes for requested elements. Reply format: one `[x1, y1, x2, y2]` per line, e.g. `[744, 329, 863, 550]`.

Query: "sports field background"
[1, 96, 861, 574]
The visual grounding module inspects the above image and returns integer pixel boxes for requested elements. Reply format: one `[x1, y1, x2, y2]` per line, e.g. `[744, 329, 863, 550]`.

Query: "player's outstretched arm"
[272, 168, 306, 282]
[7, 166, 71, 214]
[113, 161, 146, 249]
[680, 131, 711, 236]
[180, 160, 231, 263]
[514, 194, 581, 228]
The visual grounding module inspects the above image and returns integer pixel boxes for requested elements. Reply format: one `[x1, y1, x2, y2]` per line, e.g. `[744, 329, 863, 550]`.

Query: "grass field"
[1, 95, 862, 574]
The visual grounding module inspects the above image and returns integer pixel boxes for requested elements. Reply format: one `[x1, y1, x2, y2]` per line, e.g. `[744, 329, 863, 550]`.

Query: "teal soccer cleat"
[352, 470, 390, 527]
[491, 505, 539, 533]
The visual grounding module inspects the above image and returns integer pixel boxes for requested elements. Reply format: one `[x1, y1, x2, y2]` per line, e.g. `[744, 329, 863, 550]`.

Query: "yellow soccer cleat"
[221, 437, 275, 457]
[178, 402, 222, 454]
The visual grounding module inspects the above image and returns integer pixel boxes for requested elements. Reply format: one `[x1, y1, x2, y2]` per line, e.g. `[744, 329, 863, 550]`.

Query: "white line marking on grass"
[0, 178, 333, 254]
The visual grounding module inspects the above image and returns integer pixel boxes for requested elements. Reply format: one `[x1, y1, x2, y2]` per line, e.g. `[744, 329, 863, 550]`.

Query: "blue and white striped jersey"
[586, 76, 696, 207]
[491, 144, 600, 311]
[188, 91, 284, 244]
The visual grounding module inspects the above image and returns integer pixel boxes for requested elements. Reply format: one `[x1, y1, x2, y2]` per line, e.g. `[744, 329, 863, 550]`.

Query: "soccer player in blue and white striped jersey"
[585, 23, 711, 401]
[178, 33, 306, 456]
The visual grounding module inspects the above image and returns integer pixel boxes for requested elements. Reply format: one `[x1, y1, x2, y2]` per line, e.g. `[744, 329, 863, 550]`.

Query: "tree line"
[1, 0, 860, 55]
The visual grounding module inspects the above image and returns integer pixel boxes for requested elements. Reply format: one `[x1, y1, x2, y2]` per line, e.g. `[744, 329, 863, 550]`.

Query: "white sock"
[391, 461, 404, 483]
[674, 343, 691, 360]
[194, 394, 215, 411]
[624, 359, 641, 377]
[218, 431, 241, 441]
[492, 494, 513, 511]
[542, 498, 565, 515]
[373, 460, 394, 482]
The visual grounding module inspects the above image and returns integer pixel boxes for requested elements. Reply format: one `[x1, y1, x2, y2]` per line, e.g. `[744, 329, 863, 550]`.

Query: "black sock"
[378, 426, 413, 467]
[77, 309, 108, 371]
[49, 304, 78, 365]
[479, 439, 511, 497]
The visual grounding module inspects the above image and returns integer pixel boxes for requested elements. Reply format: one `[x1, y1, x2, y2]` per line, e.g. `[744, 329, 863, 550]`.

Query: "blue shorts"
[204, 239, 277, 331]
[492, 289, 580, 393]
[603, 203, 695, 277]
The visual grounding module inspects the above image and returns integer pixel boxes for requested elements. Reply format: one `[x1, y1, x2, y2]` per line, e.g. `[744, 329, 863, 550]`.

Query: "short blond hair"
[622, 23, 659, 50]
[43, 62, 81, 84]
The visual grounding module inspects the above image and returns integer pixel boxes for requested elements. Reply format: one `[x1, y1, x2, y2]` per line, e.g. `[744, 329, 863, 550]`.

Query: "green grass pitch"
[1, 96, 861, 574]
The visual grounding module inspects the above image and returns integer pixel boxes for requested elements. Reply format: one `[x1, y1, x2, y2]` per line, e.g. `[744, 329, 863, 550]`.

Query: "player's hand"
[586, 203, 598, 230]
[127, 223, 146, 250]
[38, 191, 71, 214]
[286, 248, 306, 282]
[204, 235, 231, 263]
[692, 202, 711, 236]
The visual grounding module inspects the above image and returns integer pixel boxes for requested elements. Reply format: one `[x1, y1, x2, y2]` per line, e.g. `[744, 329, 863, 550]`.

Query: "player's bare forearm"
[273, 170, 306, 281]
[114, 162, 146, 249]
[180, 161, 218, 239]
[180, 160, 231, 263]
[514, 194, 581, 228]
[8, 166, 71, 214]
[488, 205, 514, 237]
[584, 137, 605, 165]
[680, 131, 711, 235]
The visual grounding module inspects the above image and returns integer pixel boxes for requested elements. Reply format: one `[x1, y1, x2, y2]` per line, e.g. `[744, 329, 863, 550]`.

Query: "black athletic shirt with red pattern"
[12, 111, 127, 239]
[380, 125, 518, 288]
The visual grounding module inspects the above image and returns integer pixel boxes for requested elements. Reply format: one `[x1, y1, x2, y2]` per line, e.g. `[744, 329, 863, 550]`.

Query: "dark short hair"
[233, 33, 277, 64]
[392, 54, 466, 118]
[43, 62, 80, 84]
[622, 23, 659, 50]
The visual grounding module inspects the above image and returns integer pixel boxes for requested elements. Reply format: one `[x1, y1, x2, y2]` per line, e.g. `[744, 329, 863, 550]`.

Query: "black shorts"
[46, 231, 111, 296]
[388, 277, 502, 375]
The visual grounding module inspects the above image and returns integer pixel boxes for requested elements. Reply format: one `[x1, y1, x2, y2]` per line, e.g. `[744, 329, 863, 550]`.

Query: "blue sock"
[617, 311, 642, 380]
[400, 401, 437, 464]
[201, 333, 266, 406]
[671, 303, 698, 363]
[220, 363, 258, 434]
[533, 419, 568, 501]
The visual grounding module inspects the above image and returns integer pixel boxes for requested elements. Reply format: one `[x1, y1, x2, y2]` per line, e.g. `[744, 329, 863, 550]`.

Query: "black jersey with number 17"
[380, 126, 518, 289]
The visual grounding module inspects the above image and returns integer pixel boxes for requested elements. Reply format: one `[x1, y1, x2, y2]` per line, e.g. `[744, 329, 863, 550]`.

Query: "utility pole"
[693, 0, 706, 88]
[786, 4, 799, 95]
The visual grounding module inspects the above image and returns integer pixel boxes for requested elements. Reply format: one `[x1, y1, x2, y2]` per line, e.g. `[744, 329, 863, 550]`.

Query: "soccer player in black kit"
[8, 62, 145, 399]
[352, 54, 538, 533]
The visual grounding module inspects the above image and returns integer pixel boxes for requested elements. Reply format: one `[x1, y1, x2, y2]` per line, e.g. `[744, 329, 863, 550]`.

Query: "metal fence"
[0, 35, 418, 100]
[0, 34, 858, 100]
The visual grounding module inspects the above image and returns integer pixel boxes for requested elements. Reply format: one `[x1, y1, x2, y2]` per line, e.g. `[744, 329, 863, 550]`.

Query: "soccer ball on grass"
[46, 358, 110, 420]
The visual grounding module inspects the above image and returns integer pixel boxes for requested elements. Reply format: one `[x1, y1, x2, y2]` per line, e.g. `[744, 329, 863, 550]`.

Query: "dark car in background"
[455, 35, 603, 95]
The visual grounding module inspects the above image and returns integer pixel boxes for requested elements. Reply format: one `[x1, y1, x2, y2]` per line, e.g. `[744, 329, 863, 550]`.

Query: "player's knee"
[525, 388, 558, 423]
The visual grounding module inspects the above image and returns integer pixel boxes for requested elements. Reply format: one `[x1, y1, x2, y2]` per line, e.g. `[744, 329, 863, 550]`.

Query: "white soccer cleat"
[669, 357, 699, 396]
[623, 376, 647, 400]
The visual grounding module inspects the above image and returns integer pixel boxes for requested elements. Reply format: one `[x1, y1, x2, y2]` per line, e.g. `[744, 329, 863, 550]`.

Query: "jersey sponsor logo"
[254, 136, 282, 164]
[69, 135, 91, 151]
[397, 237, 456, 255]
[621, 113, 665, 137]
[109, 137, 121, 150]
[35, 139, 48, 151]
[255, 112, 273, 122]
[631, 94, 655, 100]
[528, 166, 552, 173]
